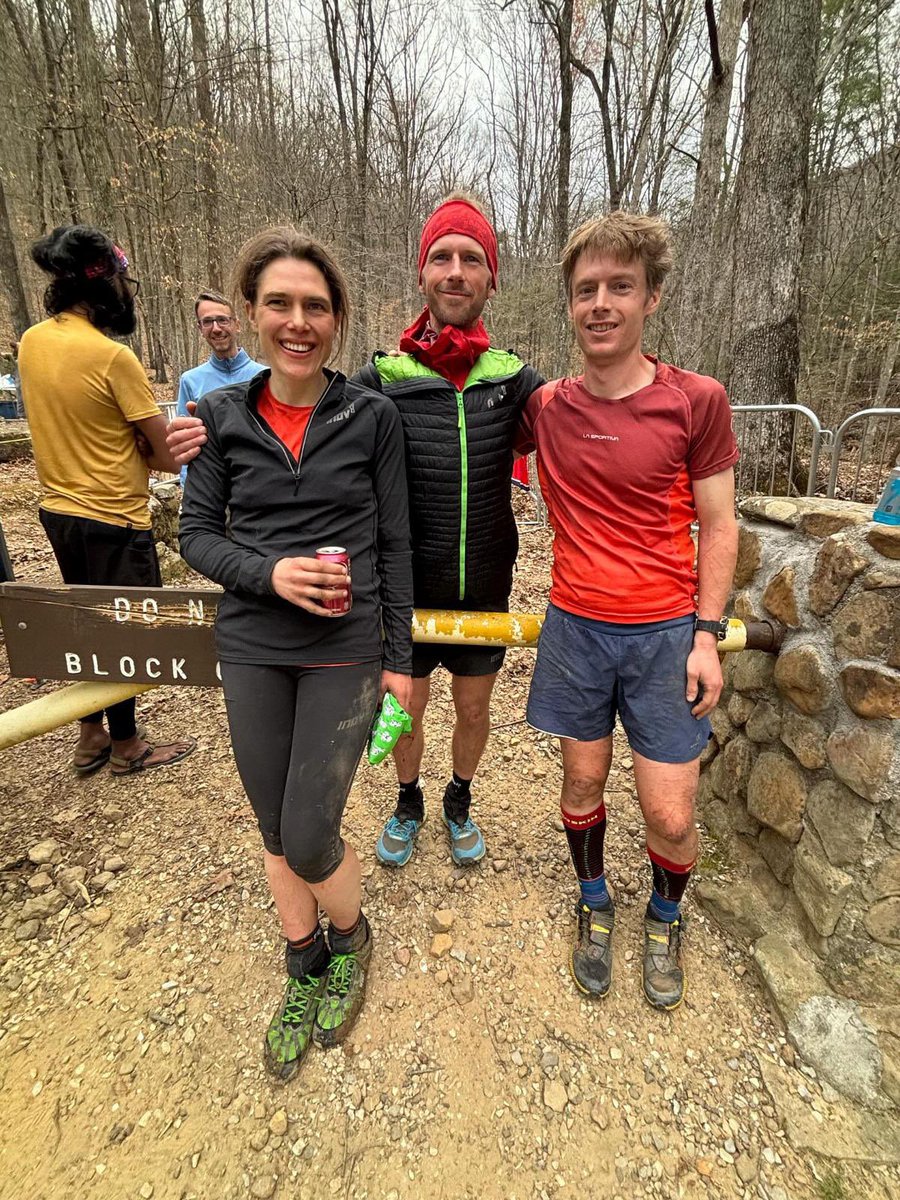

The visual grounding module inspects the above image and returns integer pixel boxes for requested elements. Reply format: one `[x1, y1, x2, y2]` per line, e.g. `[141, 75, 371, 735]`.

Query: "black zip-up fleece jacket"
[178, 369, 413, 672]
[354, 350, 544, 611]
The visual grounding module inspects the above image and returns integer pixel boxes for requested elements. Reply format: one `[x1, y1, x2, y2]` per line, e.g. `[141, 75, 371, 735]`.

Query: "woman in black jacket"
[179, 229, 413, 1078]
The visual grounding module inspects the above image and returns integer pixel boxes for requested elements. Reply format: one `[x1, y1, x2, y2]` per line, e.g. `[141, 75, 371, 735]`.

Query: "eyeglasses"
[199, 315, 234, 329]
[124, 276, 140, 297]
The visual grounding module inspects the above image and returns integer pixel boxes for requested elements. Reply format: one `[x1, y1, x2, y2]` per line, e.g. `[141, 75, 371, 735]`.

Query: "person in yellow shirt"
[19, 224, 194, 777]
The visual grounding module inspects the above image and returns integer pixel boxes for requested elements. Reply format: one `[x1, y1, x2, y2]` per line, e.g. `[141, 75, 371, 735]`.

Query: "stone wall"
[697, 496, 900, 1111]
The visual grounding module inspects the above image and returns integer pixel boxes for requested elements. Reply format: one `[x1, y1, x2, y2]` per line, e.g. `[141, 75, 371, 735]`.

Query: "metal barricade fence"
[827, 408, 900, 503]
[729, 405, 826, 500]
[728, 404, 900, 505]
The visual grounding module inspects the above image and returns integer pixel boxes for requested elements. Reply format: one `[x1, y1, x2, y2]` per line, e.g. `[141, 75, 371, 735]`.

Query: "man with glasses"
[175, 291, 262, 483]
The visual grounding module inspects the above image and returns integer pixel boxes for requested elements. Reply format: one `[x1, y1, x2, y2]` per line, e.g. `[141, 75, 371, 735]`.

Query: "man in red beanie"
[361, 195, 542, 868]
[166, 195, 542, 868]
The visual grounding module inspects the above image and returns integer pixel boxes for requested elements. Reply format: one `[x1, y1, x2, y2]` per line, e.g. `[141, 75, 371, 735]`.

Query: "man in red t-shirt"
[517, 212, 739, 1011]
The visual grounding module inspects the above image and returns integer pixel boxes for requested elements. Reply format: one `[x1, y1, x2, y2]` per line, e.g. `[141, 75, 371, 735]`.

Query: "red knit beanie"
[418, 199, 498, 288]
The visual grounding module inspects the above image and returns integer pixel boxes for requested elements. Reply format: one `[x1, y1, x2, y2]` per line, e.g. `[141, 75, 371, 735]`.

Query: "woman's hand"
[271, 556, 350, 616]
[380, 670, 413, 712]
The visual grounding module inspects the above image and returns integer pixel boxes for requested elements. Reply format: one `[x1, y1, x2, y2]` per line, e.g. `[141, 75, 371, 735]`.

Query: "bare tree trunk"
[671, 0, 747, 372]
[729, 0, 822, 496]
[0, 173, 31, 338]
[189, 0, 222, 291]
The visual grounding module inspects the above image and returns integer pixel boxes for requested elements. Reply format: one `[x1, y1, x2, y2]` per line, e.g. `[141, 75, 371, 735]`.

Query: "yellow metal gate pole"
[0, 611, 781, 753]
[0, 682, 156, 752]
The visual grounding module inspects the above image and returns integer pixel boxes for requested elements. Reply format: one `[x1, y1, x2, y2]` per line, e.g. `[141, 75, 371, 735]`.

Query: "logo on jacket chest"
[326, 402, 356, 425]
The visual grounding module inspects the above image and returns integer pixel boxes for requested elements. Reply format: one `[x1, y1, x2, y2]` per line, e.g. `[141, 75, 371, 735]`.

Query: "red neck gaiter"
[399, 307, 490, 392]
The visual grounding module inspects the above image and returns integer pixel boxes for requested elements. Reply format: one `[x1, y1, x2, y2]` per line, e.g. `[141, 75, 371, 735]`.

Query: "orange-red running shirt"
[257, 380, 315, 460]
[515, 358, 739, 623]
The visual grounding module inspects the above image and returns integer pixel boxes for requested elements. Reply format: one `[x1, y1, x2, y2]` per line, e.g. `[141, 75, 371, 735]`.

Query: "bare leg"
[266, 841, 363, 940]
[559, 736, 613, 816]
[632, 752, 699, 866]
[450, 672, 498, 778]
[392, 676, 431, 784]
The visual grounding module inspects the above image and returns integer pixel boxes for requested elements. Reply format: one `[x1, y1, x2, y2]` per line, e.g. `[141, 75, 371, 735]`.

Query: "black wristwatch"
[694, 616, 728, 641]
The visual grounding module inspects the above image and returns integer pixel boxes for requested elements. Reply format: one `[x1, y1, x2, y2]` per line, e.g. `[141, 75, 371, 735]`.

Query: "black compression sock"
[443, 773, 472, 824]
[285, 924, 329, 978]
[396, 778, 425, 823]
[328, 911, 370, 953]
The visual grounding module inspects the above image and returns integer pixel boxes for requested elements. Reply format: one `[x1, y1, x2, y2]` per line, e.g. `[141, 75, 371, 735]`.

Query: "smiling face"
[419, 234, 495, 330]
[568, 253, 660, 366]
[247, 257, 338, 395]
[197, 298, 239, 358]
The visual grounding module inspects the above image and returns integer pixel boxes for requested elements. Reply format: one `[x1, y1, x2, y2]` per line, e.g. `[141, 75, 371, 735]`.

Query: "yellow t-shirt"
[19, 312, 161, 529]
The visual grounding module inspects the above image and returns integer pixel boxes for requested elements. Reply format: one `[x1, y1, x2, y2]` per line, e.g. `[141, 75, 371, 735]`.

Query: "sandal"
[72, 723, 147, 776]
[110, 739, 196, 777]
[73, 745, 112, 776]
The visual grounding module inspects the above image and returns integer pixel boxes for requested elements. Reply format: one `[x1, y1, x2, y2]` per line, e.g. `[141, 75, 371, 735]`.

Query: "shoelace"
[283, 976, 319, 1025]
[449, 817, 477, 836]
[385, 816, 416, 838]
[326, 953, 357, 997]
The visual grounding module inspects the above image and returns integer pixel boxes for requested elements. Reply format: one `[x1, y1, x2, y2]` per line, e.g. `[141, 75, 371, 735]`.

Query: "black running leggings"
[220, 661, 380, 883]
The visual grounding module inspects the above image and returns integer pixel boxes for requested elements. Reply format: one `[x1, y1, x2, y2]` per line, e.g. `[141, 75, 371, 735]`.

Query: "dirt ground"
[0, 460, 897, 1200]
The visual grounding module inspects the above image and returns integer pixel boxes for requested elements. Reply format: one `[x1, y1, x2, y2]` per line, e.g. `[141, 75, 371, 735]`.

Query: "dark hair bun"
[30, 225, 115, 276]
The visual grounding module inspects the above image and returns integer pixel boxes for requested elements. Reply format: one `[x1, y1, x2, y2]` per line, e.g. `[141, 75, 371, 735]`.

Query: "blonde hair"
[561, 211, 673, 297]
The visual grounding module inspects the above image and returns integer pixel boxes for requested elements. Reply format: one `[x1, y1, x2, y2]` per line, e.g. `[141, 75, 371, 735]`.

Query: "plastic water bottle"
[874, 467, 900, 525]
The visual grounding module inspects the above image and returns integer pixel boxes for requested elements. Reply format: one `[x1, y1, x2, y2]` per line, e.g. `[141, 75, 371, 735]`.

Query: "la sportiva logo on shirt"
[582, 432, 620, 442]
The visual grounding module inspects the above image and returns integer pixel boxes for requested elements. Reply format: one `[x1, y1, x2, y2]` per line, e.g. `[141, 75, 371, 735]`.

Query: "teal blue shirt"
[176, 349, 262, 483]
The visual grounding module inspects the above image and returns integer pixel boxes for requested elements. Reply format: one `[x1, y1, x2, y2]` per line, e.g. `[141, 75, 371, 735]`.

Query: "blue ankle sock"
[649, 890, 680, 923]
[580, 874, 610, 909]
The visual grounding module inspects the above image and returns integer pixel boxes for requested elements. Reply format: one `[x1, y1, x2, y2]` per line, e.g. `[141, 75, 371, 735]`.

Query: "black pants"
[39, 509, 162, 740]
[220, 661, 380, 883]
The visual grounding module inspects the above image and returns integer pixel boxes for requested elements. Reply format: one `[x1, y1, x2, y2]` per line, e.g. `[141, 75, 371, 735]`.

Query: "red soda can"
[316, 546, 351, 613]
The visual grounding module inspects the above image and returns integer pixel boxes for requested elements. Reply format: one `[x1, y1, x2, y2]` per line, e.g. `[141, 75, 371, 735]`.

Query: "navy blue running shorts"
[526, 604, 712, 763]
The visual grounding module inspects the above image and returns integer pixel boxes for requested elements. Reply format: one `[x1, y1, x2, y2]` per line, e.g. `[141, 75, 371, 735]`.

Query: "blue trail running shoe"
[441, 808, 486, 865]
[376, 815, 423, 867]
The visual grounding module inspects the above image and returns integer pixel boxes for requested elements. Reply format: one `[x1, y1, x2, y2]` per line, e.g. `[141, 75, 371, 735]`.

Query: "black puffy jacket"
[354, 349, 543, 610]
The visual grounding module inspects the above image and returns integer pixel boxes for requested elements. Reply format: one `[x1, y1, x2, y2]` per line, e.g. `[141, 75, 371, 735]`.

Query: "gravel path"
[1, 463, 897, 1200]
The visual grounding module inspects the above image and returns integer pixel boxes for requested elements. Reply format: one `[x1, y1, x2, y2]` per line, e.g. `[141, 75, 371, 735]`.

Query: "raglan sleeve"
[371, 398, 413, 674]
[514, 383, 545, 457]
[178, 397, 282, 595]
[687, 379, 740, 481]
[108, 346, 160, 422]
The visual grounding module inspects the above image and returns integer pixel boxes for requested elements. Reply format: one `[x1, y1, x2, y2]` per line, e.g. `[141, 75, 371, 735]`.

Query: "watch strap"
[694, 617, 727, 641]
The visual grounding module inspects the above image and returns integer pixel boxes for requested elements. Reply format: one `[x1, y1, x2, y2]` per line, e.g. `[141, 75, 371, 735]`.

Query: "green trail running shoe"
[643, 909, 686, 1010]
[313, 928, 373, 1048]
[264, 972, 328, 1080]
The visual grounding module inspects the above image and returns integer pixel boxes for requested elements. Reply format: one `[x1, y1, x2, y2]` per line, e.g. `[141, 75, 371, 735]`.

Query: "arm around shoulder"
[178, 398, 281, 595]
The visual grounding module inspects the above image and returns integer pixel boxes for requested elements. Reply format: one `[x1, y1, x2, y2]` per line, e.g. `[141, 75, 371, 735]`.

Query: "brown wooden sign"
[0, 584, 223, 686]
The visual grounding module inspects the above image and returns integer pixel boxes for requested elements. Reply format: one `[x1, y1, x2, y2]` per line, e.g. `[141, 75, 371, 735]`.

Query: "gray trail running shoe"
[571, 899, 615, 998]
[313, 925, 373, 1047]
[264, 972, 328, 1080]
[643, 909, 686, 1010]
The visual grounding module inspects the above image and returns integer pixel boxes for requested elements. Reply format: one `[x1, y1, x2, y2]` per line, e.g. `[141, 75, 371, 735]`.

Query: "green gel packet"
[367, 692, 413, 765]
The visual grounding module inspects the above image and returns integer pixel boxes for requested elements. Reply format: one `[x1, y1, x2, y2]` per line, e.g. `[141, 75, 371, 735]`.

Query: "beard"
[103, 292, 137, 337]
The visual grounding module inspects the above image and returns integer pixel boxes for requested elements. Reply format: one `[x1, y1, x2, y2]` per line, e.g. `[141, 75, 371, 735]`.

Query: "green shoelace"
[283, 976, 320, 1024]
[326, 953, 357, 997]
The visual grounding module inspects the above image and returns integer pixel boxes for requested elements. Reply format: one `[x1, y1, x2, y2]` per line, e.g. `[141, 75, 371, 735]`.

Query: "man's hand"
[380, 669, 413, 712]
[167, 401, 207, 466]
[134, 428, 152, 457]
[270, 557, 350, 617]
[686, 634, 723, 718]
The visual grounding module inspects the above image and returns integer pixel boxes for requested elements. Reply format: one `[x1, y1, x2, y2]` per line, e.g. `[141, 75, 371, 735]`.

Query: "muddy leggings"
[220, 661, 381, 883]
